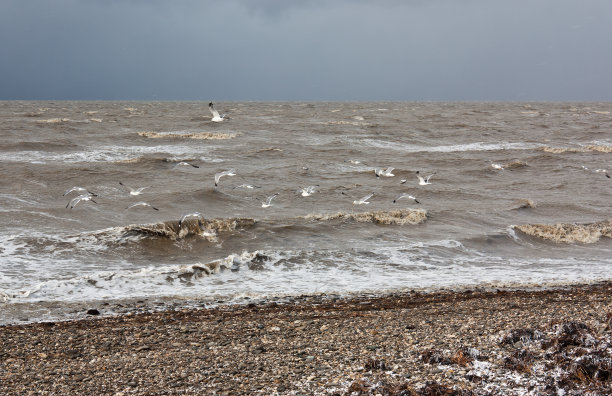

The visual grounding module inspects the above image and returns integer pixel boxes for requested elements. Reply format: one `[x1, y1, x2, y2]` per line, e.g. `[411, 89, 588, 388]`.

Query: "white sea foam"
[0, 193, 41, 207]
[2, 244, 611, 305]
[138, 130, 237, 140]
[357, 140, 542, 153]
[0, 144, 214, 163]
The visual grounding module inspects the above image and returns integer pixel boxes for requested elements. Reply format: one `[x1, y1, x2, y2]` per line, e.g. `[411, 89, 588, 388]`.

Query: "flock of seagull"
[62, 167, 433, 213]
[61, 101, 438, 222]
[61, 102, 610, 227]
[63, 181, 159, 211]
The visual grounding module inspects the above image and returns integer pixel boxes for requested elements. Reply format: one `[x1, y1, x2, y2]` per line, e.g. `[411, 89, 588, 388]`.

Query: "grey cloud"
[1, 0, 611, 100]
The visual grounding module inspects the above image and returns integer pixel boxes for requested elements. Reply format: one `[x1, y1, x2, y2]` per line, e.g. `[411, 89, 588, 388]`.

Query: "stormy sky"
[1, 0, 611, 101]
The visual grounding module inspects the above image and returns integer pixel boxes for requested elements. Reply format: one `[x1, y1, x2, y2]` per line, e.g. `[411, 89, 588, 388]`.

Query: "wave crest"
[138, 131, 236, 140]
[511, 199, 536, 210]
[539, 145, 612, 154]
[514, 221, 612, 243]
[504, 160, 528, 169]
[304, 209, 427, 225]
[36, 118, 73, 124]
[124, 217, 256, 240]
[325, 120, 371, 127]
[181, 251, 270, 279]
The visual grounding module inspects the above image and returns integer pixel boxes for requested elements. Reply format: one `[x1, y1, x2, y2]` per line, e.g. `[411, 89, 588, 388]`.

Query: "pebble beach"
[2, 282, 611, 395]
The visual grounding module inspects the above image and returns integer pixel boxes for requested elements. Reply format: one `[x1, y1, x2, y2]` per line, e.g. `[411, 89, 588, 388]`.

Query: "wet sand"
[1, 282, 611, 395]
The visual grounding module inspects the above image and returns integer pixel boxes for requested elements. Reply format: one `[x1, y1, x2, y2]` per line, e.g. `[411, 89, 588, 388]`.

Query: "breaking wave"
[0, 251, 269, 303]
[123, 217, 257, 240]
[514, 221, 612, 244]
[302, 209, 428, 225]
[35, 118, 100, 124]
[503, 160, 528, 169]
[249, 147, 283, 154]
[511, 199, 536, 210]
[538, 145, 612, 154]
[325, 120, 371, 127]
[123, 209, 426, 242]
[0, 144, 215, 164]
[138, 131, 237, 140]
[360, 140, 541, 153]
[35, 118, 74, 124]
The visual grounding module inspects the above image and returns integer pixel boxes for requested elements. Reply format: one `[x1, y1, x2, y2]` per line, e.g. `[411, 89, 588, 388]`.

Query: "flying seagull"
[261, 193, 279, 208]
[353, 192, 374, 205]
[63, 186, 97, 197]
[416, 171, 435, 185]
[209, 102, 228, 122]
[595, 169, 610, 178]
[179, 212, 204, 228]
[119, 182, 150, 196]
[66, 193, 97, 209]
[234, 184, 261, 190]
[393, 193, 420, 204]
[126, 202, 159, 211]
[174, 161, 199, 169]
[298, 185, 318, 197]
[375, 167, 395, 178]
[214, 169, 236, 187]
[582, 166, 610, 179]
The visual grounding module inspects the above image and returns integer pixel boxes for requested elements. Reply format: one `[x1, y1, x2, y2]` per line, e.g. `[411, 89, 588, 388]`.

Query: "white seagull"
[214, 169, 236, 187]
[174, 161, 199, 169]
[119, 182, 150, 196]
[179, 212, 204, 228]
[66, 193, 97, 209]
[595, 169, 610, 178]
[209, 102, 228, 122]
[582, 166, 610, 179]
[298, 186, 318, 197]
[126, 202, 159, 211]
[375, 167, 395, 178]
[393, 193, 420, 204]
[491, 163, 504, 170]
[416, 171, 435, 185]
[261, 193, 279, 208]
[63, 186, 97, 197]
[234, 184, 261, 190]
[353, 193, 374, 205]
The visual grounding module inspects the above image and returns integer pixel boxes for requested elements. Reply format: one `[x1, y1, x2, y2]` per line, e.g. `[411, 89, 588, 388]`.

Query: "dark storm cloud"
[1, 0, 611, 100]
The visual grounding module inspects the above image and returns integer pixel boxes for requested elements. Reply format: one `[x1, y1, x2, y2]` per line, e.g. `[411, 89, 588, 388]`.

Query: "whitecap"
[357, 140, 542, 153]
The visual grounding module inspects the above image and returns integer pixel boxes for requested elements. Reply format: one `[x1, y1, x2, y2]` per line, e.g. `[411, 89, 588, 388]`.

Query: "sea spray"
[303, 209, 428, 225]
[514, 221, 612, 244]
[138, 131, 236, 140]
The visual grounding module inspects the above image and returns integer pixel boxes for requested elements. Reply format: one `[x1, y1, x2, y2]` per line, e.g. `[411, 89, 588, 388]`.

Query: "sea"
[1, 101, 611, 324]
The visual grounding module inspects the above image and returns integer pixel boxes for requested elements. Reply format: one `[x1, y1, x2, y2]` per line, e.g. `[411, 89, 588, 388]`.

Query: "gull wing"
[360, 192, 374, 203]
[134, 186, 151, 194]
[179, 212, 204, 227]
[63, 186, 84, 196]
[209, 102, 220, 118]
[393, 193, 406, 203]
[265, 193, 279, 204]
[126, 202, 159, 210]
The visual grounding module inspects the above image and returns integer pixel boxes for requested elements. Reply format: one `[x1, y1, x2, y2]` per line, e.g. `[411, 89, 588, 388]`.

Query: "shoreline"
[2, 279, 609, 326]
[2, 282, 611, 394]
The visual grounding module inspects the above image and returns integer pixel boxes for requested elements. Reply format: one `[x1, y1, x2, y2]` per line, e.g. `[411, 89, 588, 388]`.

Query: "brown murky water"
[1, 101, 611, 323]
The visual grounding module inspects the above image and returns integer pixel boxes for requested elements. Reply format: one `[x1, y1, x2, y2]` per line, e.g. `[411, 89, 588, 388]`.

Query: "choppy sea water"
[1, 101, 611, 324]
